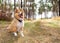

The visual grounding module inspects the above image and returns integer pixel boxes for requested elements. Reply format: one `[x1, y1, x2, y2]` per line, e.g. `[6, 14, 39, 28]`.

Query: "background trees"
[38, 0, 53, 19]
[24, 0, 36, 20]
[0, 0, 12, 21]
[51, 0, 59, 16]
[0, 0, 59, 20]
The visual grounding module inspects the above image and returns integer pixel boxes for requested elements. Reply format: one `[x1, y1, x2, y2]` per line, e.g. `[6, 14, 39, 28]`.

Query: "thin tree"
[31, 3, 37, 19]
[14, 0, 16, 10]
[51, 0, 59, 17]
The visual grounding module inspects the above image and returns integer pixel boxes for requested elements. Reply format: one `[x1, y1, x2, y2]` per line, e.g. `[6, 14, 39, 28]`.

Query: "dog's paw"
[20, 31, 24, 37]
[21, 33, 24, 37]
[13, 32, 18, 36]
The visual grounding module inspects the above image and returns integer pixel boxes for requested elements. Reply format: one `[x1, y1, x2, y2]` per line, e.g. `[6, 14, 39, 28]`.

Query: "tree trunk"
[21, 0, 22, 8]
[59, 0, 60, 16]
[52, 0, 59, 17]
[14, 0, 16, 10]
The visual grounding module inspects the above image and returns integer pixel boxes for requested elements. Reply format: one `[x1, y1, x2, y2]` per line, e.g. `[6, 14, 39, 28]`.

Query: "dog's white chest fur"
[17, 21, 24, 28]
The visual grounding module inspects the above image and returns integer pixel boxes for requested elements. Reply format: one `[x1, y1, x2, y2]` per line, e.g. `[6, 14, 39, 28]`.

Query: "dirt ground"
[0, 19, 60, 43]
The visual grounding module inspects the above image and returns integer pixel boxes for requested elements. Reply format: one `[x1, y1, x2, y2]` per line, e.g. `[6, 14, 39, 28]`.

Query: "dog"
[7, 7, 24, 37]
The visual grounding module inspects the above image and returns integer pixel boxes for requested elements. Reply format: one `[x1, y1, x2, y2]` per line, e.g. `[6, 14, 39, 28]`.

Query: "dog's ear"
[15, 8, 20, 13]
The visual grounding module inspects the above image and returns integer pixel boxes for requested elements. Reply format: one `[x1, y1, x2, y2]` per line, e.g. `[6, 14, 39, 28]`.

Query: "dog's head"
[15, 9, 24, 19]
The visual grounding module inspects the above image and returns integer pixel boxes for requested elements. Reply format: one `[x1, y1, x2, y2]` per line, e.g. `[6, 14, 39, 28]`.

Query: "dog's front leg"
[19, 27, 24, 37]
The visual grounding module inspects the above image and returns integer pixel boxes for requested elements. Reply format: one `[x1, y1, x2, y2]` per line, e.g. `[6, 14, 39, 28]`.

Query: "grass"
[0, 21, 11, 28]
[43, 22, 59, 28]
[0, 19, 60, 43]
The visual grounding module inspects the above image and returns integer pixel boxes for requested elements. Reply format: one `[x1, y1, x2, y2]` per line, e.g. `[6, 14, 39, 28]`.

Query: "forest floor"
[0, 17, 60, 43]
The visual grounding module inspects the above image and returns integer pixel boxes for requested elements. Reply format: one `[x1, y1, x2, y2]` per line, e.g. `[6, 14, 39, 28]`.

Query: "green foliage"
[38, 0, 53, 14]
[47, 5, 52, 11]
[31, 3, 37, 12]
[38, 7, 42, 14]
[38, 0, 45, 14]
[38, 4, 46, 14]
[38, 7, 44, 14]
[0, 0, 1, 4]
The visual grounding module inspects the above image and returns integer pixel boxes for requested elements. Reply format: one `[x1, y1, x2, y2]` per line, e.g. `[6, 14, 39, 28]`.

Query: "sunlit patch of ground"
[40, 19, 60, 28]
[0, 18, 60, 43]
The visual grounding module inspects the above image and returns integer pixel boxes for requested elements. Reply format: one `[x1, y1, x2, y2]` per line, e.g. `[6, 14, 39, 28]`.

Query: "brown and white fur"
[7, 7, 24, 37]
